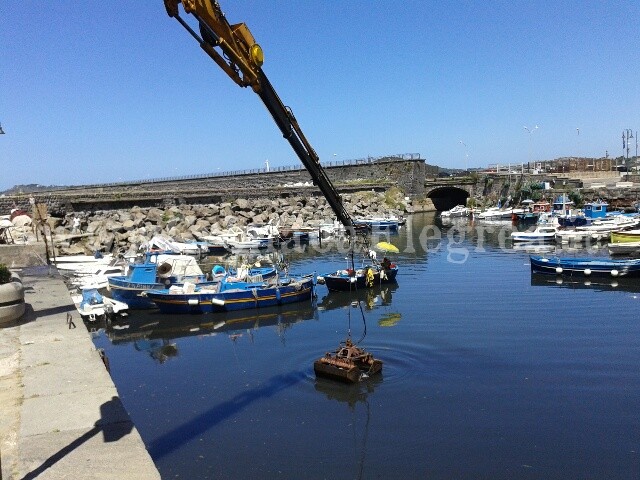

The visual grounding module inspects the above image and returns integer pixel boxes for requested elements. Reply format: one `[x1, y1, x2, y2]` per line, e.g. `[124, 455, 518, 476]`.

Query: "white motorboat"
[53, 253, 116, 273]
[214, 226, 270, 250]
[141, 235, 203, 255]
[70, 285, 129, 322]
[511, 224, 560, 243]
[555, 229, 610, 245]
[441, 205, 469, 218]
[575, 215, 639, 233]
[68, 261, 129, 290]
[476, 207, 525, 220]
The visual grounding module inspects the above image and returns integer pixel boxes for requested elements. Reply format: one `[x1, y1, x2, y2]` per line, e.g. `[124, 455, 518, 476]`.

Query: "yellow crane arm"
[163, 0, 357, 232]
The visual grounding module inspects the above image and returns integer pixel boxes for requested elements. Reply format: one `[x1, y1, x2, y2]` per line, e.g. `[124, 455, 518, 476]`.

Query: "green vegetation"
[0, 264, 11, 284]
[383, 186, 405, 209]
[568, 190, 583, 208]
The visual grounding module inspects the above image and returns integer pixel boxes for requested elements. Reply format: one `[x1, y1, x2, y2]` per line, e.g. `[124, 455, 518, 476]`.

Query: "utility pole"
[623, 129, 634, 178]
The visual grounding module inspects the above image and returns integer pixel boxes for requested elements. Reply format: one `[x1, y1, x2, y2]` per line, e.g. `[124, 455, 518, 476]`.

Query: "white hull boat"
[441, 205, 469, 218]
[511, 225, 560, 243]
[70, 285, 129, 322]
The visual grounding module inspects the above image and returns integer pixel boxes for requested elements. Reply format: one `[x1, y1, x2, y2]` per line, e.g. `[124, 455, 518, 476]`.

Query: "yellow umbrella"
[375, 241, 399, 253]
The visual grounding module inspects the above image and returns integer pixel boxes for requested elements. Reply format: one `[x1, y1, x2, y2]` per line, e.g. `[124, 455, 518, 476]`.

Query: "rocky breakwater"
[50, 190, 413, 255]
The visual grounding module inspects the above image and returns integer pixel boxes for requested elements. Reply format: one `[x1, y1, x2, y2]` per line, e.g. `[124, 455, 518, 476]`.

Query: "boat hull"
[530, 255, 640, 278]
[610, 231, 640, 243]
[146, 277, 315, 314]
[321, 267, 398, 292]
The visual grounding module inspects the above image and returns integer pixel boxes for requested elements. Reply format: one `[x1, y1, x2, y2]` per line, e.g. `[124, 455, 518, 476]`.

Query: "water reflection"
[314, 375, 382, 408]
[317, 284, 398, 312]
[530, 273, 640, 293]
[104, 303, 318, 362]
[313, 376, 381, 480]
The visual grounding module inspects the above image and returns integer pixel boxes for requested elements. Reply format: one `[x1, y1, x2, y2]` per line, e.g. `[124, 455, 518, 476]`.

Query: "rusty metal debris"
[314, 338, 382, 383]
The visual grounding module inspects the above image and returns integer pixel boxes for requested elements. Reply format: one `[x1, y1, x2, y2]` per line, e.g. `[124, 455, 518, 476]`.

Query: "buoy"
[555, 267, 563, 274]
[584, 268, 591, 276]
[611, 269, 619, 277]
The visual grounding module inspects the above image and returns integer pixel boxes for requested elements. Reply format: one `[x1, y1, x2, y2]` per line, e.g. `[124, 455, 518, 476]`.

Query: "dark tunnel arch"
[427, 187, 470, 211]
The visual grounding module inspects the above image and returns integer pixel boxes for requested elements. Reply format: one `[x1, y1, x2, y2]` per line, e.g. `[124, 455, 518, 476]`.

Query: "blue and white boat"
[353, 217, 399, 231]
[144, 275, 315, 314]
[70, 284, 129, 322]
[108, 253, 212, 309]
[530, 255, 640, 278]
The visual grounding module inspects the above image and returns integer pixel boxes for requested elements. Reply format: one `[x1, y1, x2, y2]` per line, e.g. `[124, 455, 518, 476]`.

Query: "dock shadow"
[20, 396, 133, 480]
[148, 371, 306, 460]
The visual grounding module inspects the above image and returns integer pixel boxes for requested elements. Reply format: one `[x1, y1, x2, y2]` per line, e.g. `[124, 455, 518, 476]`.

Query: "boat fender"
[276, 288, 281, 303]
[211, 298, 225, 306]
[584, 269, 591, 276]
[188, 298, 199, 306]
[611, 269, 619, 277]
[555, 267, 563, 274]
[316, 276, 325, 285]
[349, 277, 357, 283]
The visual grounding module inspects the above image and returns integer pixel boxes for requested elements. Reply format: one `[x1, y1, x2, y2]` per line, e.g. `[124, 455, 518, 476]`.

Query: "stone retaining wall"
[1, 159, 425, 215]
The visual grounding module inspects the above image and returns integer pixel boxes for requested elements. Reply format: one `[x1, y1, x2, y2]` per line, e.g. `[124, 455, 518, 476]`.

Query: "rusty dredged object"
[314, 338, 383, 383]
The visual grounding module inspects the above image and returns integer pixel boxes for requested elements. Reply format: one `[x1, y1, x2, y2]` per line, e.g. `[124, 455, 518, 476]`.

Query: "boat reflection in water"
[530, 274, 640, 294]
[105, 303, 318, 362]
[314, 375, 382, 479]
[314, 374, 383, 408]
[317, 284, 398, 312]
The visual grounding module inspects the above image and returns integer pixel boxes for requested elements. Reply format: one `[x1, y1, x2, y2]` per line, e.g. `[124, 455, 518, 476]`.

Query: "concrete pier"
[0, 267, 160, 479]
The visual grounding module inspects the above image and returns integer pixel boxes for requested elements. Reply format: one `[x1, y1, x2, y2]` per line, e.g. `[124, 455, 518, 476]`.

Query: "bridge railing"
[56, 153, 422, 191]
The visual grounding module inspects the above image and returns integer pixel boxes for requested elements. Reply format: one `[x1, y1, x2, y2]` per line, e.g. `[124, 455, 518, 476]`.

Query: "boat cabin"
[532, 201, 551, 213]
[552, 195, 574, 217]
[583, 200, 608, 220]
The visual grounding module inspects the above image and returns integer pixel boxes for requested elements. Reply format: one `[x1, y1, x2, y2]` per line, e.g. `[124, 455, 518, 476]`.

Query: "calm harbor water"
[90, 213, 640, 479]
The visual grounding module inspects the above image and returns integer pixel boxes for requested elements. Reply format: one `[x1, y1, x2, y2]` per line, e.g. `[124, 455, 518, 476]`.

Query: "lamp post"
[459, 140, 468, 172]
[623, 129, 634, 178]
[524, 125, 538, 171]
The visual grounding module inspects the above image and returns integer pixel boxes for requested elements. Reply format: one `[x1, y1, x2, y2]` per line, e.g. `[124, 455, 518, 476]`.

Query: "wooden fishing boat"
[144, 275, 315, 314]
[610, 229, 640, 244]
[530, 255, 640, 277]
[317, 264, 398, 292]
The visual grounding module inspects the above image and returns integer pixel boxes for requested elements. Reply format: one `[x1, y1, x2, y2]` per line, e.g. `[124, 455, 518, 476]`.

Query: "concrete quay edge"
[0, 269, 160, 480]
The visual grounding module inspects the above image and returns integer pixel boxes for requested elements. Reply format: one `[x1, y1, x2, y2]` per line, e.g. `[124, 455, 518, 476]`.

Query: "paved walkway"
[0, 269, 160, 479]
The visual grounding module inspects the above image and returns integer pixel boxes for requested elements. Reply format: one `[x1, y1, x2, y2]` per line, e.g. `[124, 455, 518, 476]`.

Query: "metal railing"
[78, 153, 422, 189]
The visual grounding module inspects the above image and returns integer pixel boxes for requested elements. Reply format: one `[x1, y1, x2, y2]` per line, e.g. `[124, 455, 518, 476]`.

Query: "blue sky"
[1, 1, 639, 190]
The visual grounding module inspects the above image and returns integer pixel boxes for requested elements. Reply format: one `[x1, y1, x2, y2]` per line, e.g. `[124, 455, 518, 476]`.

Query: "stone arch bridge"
[424, 179, 477, 211]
